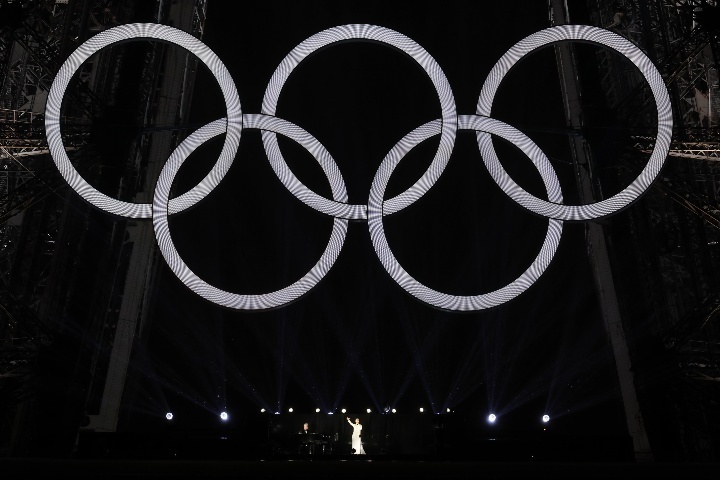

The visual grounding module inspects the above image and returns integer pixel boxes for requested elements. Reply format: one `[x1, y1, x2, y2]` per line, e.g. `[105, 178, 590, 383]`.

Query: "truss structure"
[587, 0, 720, 461]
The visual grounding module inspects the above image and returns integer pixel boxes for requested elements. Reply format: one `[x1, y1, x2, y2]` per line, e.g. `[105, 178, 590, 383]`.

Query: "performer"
[346, 417, 365, 454]
[298, 422, 312, 454]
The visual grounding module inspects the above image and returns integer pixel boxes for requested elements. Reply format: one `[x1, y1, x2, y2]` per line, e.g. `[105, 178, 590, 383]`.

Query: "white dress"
[348, 420, 365, 454]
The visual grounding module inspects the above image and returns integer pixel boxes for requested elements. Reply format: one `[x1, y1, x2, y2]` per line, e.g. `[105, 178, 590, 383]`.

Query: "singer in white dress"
[346, 417, 366, 454]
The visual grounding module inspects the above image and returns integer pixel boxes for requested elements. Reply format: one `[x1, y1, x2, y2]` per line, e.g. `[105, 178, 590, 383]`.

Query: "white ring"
[152, 115, 348, 310]
[261, 24, 458, 220]
[45, 23, 243, 218]
[368, 115, 563, 311]
[476, 24, 672, 221]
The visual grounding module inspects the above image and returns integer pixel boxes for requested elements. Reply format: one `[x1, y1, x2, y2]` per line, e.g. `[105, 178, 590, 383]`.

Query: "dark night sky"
[126, 1, 628, 437]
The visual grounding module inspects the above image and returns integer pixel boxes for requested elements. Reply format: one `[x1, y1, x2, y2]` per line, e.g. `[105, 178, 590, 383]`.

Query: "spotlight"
[165, 412, 173, 420]
[391, 409, 397, 414]
[419, 407, 424, 413]
[542, 414, 550, 423]
[328, 412, 334, 415]
[446, 408, 451, 413]
[366, 408, 371, 414]
[341, 408, 347, 414]
[260, 408, 265, 413]
[220, 412, 228, 421]
[288, 408, 294, 413]
[488, 414, 496, 423]
[315, 408, 321, 413]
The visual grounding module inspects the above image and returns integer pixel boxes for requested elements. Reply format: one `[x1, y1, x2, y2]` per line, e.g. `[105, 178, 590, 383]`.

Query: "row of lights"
[259, 407, 453, 414]
[166, 412, 229, 421]
[165, 411, 552, 423]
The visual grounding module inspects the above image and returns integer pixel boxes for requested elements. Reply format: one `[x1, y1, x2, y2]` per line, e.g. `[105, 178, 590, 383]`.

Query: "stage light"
[165, 412, 173, 420]
[542, 414, 550, 423]
[260, 408, 265, 413]
[328, 412, 334, 415]
[288, 408, 294, 413]
[391, 409, 397, 414]
[366, 408, 371, 413]
[488, 414, 496, 423]
[446, 408, 451, 413]
[341, 408, 347, 414]
[316, 408, 321, 413]
[220, 412, 228, 421]
[419, 407, 424, 413]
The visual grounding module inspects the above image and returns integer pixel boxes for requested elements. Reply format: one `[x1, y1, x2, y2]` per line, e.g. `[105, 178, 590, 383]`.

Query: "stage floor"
[0, 457, 717, 479]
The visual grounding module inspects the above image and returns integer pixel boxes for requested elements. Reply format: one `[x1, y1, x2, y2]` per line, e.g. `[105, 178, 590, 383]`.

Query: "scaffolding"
[0, 0, 207, 456]
[587, 0, 720, 461]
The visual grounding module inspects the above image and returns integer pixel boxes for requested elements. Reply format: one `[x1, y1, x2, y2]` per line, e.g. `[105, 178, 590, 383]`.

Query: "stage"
[0, 457, 716, 479]
[3, 424, 715, 479]
[73, 429, 636, 462]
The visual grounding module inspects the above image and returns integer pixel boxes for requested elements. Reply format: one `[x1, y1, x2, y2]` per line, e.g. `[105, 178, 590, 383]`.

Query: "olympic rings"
[46, 22, 672, 311]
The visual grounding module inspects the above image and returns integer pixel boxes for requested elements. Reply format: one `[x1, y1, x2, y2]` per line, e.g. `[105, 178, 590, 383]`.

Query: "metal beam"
[550, 0, 653, 461]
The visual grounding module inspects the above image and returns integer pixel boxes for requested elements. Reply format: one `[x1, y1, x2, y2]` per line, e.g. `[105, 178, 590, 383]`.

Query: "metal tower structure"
[2, 0, 717, 463]
[1, 0, 102, 456]
[0, 0, 207, 456]
[578, 0, 720, 462]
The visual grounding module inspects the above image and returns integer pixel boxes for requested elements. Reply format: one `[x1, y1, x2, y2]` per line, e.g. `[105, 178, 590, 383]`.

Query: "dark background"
[107, 0, 630, 452]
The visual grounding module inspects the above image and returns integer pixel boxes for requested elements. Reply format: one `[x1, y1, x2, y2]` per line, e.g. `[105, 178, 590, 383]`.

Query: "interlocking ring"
[45, 23, 672, 311]
[45, 23, 243, 218]
[476, 25, 672, 221]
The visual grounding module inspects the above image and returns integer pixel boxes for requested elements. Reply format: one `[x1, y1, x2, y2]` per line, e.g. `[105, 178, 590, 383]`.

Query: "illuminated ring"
[368, 114, 563, 311]
[152, 114, 348, 310]
[45, 23, 243, 218]
[477, 24, 672, 221]
[262, 24, 457, 220]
